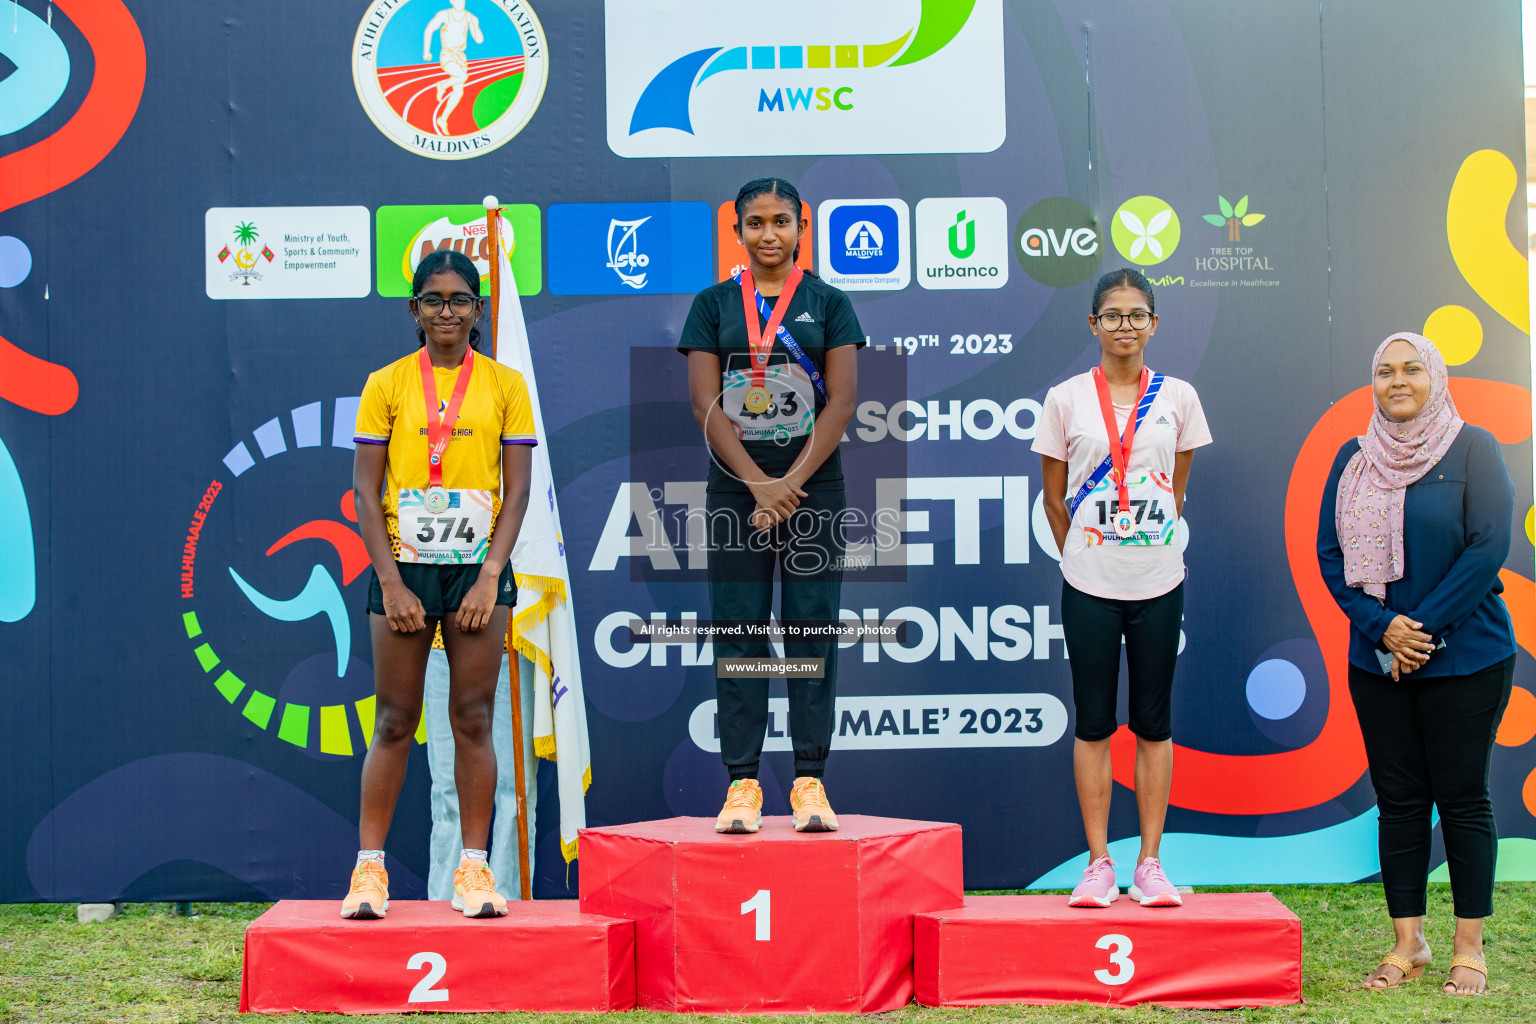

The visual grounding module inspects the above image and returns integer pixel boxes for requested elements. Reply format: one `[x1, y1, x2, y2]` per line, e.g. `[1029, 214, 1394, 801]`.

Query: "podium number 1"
[1093, 934, 1134, 985]
[741, 889, 771, 941]
[407, 952, 449, 1003]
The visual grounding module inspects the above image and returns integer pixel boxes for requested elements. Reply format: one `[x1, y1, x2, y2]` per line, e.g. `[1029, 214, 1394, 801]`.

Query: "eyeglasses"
[1093, 311, 1153, 330]
[414, 294, 478, 316]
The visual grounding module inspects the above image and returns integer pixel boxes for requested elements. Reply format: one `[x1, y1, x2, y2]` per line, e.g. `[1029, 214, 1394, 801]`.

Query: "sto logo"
[0, 0, 146, 623]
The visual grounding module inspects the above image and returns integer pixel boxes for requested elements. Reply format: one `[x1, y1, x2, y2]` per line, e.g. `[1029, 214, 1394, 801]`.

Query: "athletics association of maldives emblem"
[352, 0, 549, 161]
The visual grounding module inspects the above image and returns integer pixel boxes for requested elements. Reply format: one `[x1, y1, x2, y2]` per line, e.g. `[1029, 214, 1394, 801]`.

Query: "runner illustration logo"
[351, 0, 550, 160]
[819, 199, 909, 290]
[606, 0, 1004, 157]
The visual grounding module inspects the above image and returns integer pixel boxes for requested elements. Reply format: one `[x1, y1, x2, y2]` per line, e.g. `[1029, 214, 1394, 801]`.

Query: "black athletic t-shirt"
[678, 273, 865, 491]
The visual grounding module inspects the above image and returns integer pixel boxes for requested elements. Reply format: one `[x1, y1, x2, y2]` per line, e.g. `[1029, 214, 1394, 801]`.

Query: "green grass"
[1, 885, 1533, 1022]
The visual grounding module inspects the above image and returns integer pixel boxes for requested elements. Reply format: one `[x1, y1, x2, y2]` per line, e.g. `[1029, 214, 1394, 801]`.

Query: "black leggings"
[1348, 655, 1513, 919]
[707, 487, 844, 780]
[1061, 579, 1184, 742]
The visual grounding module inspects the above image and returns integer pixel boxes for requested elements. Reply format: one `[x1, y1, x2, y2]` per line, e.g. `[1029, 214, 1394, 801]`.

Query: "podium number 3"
[1094, 934, 1134, 985]
[741, 889, 771, 941]
[407, 952, 449, 1003]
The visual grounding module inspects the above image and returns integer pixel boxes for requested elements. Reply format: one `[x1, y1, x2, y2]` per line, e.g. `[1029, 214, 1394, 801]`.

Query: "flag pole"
[484, 194, 533, 902]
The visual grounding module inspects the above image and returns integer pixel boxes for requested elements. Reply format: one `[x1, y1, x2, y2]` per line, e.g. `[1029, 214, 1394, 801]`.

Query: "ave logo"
[1013, 198, 1102, 287]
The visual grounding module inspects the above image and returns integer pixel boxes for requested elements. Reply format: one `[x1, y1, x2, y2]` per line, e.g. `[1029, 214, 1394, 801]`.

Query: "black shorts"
[1060, 579, 1184, 742]
[366, 562, 516, 617]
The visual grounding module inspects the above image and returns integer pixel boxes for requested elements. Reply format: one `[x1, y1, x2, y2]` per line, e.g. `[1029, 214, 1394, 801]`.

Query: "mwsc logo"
[605, 0, 1004, 157]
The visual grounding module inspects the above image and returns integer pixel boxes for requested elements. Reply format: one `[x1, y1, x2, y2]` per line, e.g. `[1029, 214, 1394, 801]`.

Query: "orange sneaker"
[452, 860, 509, 918]
[714, 779, 763, 833]
[790, 777, 838, 832]
[340, 861, 389, 920]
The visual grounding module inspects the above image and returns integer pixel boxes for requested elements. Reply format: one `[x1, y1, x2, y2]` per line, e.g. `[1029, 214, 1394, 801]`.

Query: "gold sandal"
[1443, 954, 1487, 996]
[1366, 953, 1425, 988]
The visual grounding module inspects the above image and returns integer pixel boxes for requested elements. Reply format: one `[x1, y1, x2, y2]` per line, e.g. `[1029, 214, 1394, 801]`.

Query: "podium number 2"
[407, 952, 449, 1003]
[741, 889, 771, 941]
[1093, 934, 1134, 985]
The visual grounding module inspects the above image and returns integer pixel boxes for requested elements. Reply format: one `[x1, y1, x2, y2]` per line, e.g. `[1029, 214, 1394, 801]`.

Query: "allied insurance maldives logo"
[605, 0, 1004, 158]
[352, 0, 550, 160]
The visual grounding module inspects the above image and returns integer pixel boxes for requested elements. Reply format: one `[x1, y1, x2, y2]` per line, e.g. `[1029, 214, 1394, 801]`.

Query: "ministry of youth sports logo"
[352, 0, 549, 160]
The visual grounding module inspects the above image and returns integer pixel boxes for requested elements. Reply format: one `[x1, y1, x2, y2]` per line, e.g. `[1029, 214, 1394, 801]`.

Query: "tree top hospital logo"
[1111, 195, 1181, 267]
[352, 0, 549, 160]
[605, 0, 1004, 157]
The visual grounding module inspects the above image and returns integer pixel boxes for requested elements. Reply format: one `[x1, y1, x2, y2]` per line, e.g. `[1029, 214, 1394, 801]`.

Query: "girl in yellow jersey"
[342, 249, 535, 920]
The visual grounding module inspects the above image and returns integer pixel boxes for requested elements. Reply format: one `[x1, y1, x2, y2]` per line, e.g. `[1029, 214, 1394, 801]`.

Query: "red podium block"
[240, 900, 635, 1014]
[579, 815, 963, 1014]
[914, 893, 1301, 1009]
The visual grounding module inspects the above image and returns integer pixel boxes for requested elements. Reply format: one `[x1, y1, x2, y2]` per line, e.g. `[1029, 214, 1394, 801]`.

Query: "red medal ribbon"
[739, 265, 803, 389]
[1092, 365, 1151, 517]
[418, 346, 476, 489]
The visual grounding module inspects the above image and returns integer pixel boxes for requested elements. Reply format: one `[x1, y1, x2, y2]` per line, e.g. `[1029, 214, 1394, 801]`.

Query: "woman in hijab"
[1317, 332, 1516, 995]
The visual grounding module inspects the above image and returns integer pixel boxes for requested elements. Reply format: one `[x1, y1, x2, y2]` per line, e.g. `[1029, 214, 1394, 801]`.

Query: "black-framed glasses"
[414, 294, 479, 316]
[1093, 310, 1153, 330]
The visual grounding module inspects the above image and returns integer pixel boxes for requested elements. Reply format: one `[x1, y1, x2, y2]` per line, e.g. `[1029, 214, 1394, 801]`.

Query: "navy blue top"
[1317, 425, 1516, 677]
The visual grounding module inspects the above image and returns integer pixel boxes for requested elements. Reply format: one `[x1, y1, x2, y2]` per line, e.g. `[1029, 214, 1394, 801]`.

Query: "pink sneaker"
[1067, 855, 1119, 908]
[1129, 857, 1182, 907]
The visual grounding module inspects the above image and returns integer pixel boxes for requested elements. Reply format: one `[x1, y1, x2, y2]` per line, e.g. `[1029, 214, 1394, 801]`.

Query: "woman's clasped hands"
[1381, 614, 1435, 681]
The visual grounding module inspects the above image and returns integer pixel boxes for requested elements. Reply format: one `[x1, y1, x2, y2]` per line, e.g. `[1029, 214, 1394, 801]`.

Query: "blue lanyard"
[1066, 372, 1165, 517]
[734, 272, 828, 401]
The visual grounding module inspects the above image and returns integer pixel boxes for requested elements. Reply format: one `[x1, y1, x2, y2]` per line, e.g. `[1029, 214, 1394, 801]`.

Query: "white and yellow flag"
[490, 215, 591, 864]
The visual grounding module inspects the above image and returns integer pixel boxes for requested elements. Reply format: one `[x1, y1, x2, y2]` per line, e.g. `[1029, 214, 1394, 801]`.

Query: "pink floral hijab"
[1335, 332, 1464, 600]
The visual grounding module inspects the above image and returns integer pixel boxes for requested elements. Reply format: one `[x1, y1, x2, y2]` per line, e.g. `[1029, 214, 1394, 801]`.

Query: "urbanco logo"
[605, 0, 1004, 158]
[352, 0, 550, 160]
[1110, 195, 1181, 267]
[819, 199, 910, 291]
[916, 197, 1008, 290]
[1013, 197, 1102, 287]
[375, 203, 542, 297]
[1203, 194, 1266, 242]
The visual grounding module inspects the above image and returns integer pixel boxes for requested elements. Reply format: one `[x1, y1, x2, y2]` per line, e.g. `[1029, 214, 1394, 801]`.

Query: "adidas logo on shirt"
[1155, 415, 1170, 425]
[794, 312, 816, 323]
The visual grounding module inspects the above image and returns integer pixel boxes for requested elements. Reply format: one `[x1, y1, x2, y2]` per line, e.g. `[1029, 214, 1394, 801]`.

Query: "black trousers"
[707, 487, 844, 779]
[1060, 580, 1185, 742]
[1348, 655, 1514, 919]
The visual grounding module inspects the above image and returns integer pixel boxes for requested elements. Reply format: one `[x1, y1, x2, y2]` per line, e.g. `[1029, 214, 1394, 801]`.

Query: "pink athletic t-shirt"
[1032, 369, 1213, 600]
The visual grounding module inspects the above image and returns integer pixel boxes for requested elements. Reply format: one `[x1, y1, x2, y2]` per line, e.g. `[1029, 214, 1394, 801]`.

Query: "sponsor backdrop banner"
[2, 0, 1533, 900]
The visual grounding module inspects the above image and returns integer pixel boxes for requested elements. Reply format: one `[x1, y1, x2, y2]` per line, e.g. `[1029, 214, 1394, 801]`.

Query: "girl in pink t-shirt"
[1032, 268, 1212, 909]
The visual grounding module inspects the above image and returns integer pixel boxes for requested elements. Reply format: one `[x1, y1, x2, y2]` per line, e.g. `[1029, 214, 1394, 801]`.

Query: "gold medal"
[743, 386, 771, 414]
